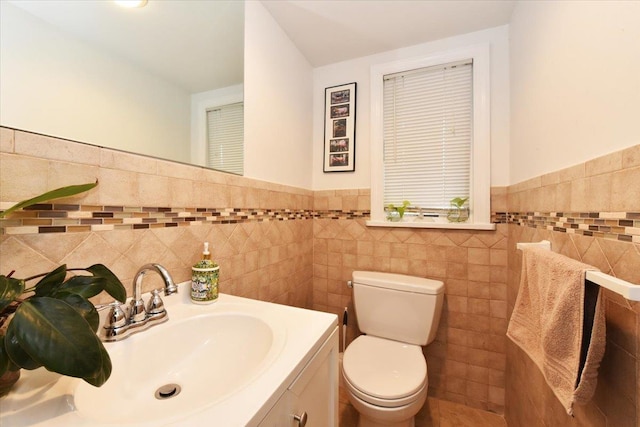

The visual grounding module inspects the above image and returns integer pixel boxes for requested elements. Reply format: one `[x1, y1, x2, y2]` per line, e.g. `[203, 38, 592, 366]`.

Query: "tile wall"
[313, 188, 510, 414]
[505, 145, 640, 427]
[3, 126, 639, 424]
[0, 127, 314, 307]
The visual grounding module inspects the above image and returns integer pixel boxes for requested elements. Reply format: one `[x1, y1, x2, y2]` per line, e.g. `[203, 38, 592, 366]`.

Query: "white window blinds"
[383, 60, 472, 211]
[206, 102, 244, 175]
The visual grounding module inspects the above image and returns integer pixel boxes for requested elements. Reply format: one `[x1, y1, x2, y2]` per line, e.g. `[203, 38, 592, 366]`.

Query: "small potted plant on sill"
[385, 200, 411, 222]
[447, 196, 470, 223]
[0, 181, 127, 396]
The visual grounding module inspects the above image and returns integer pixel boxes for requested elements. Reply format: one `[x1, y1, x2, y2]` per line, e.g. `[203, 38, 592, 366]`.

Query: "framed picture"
[324, 82, 356, 172]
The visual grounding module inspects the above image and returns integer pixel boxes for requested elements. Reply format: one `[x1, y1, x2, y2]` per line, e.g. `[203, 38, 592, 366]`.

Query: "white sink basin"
[74, 312, 277, 424]
[0, 284, 337, 427]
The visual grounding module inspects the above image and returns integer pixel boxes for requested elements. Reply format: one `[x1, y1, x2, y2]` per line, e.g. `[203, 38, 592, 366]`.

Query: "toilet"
[342, 271, 444, 427]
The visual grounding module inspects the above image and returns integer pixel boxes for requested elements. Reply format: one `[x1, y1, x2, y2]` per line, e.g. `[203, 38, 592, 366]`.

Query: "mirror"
[0, 0, 244, 173]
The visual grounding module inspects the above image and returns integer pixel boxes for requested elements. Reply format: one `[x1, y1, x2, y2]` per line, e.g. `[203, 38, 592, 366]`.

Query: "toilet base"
[346, 384, 427, 427]
[358, 416, 414, 427]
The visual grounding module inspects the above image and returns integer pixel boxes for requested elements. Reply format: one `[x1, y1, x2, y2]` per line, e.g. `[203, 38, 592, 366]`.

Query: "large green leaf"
[0, 335, 18, 377]
[4, 326, 42, 370]
[56, 275, 105, 300]
[82, 342, 112, 387]
[0, 276, 24, 313]
[0, 335, 9, 377]
[85, 264, 126, 303]
[0, 181, 98, 218]
[8, 297, 103, 379]
[54, 292, 100, 332]
[33, 265, 67, 297]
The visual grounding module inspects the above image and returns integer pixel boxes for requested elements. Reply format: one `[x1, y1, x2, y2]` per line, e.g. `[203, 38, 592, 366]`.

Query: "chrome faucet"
[100, 263, 177, 342]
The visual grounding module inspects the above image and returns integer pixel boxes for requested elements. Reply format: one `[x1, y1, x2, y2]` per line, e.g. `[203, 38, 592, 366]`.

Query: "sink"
[0, 286, 337, 427]
[74, 312, 278, 424]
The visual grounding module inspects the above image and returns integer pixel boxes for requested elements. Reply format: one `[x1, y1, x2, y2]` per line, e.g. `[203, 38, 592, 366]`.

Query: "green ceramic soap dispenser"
[191, 242, 219, 304]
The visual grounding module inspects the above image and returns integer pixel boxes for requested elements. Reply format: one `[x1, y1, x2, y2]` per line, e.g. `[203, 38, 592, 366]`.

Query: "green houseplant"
[447, 196, 469, 223]
[385, 200, 411, 222]
[0, 181, 127, 395]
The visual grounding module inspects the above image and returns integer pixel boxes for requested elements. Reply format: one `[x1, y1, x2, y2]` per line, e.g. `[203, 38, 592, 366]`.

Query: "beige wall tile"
[97, 168, 140, 206]
[554, 181, 572, 211]
[169, 178, 194, 207]
[611, 167, 640, 211]
[511, 176, 542, 193]
[489, 249, 507, 266]
[541, 171, 560, 186]
[200, 181, 230, 208]
[540, 184, 557, 211]
[14, 130, 100, 165]
[586, 150, 623, 177]
[0, 127, 15, 153]
[570, 178, 588, 212]
[0, 236, 58, 279]
[136, 173, 170, 207]
[622, 144, 640, 169]
[0, 153, 50, 202]
[490, 187, 507, 212]
[558, 163, 585, 183]
[587, 174, 613, 211]
[468, 298, 490, 316]
[100, 149, 157, 175]
[156, 159, 203, 181]
[9, 129, 640, 424]
[47, 161, 101, 205]
[357, 194, 371, 211]
[468, 248, 490, 265]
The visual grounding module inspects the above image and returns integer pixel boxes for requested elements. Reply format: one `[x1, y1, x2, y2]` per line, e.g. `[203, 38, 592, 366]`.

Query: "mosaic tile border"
[508, 211, 640, 243]
[0, 204, 369, 235]
[1, 205, 638, 243]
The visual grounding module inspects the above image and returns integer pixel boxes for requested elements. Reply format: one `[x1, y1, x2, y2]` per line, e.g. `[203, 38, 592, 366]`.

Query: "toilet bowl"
[344, 271, 444, 427]
[342, 335, 428, 427]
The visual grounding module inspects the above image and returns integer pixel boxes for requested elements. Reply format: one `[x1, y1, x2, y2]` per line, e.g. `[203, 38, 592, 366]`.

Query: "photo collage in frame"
[324, 82, 356, 172]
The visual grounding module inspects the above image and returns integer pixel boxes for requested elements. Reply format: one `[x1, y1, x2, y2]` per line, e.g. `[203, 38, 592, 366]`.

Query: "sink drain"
[155, 383, 182, 400]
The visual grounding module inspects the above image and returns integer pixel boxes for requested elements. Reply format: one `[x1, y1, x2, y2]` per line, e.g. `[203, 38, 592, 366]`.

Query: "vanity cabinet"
[258, 328, 339, 427]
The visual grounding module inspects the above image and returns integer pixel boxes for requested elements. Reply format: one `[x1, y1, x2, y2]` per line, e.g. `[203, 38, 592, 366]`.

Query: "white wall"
[510, 0, 640, 184]
[0, 2, 191, 163]
[312, 25, 510, 190]
[244, 1, 313, 189]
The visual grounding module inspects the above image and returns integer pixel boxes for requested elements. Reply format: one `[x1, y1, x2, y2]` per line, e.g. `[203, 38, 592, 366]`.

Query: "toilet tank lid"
[352, 271, 444, 295]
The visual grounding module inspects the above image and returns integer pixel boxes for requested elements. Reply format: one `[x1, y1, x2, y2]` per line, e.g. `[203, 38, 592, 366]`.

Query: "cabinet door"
[288, 328, 339, 427]
[258, 328, 339, 427]
[257, 391, 294, 426]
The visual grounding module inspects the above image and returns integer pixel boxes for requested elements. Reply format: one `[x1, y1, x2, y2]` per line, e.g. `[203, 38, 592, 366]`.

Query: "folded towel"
[507, 246, 606, 416]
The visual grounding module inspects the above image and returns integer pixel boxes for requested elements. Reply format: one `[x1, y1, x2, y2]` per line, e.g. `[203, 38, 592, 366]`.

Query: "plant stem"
[22, 272, 49, 282]
[22, 267, 86, 283]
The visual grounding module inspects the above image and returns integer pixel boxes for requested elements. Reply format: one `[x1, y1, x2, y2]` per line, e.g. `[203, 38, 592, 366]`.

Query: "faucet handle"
[104, 301, 127, 329]
[147, 289, 166, 315]
[129, 297, 147, 324]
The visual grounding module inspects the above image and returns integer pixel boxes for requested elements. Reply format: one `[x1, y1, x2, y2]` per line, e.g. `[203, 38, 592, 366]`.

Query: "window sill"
[365, 220, 496, 231]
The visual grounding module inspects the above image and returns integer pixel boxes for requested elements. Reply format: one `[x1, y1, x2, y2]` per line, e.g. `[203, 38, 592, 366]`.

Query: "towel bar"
[517, 240, 640, 301]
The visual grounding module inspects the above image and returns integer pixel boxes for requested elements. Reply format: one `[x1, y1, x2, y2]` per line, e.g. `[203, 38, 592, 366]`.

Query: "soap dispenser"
[191, 242, 219, 304]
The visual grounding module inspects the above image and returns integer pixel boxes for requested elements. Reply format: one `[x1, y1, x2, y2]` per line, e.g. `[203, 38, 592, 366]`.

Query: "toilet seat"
[343, 335, 427, 407]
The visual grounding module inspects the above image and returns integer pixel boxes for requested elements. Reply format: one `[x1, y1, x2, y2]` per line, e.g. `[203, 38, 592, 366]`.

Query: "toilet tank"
[352, 271, 444, 346]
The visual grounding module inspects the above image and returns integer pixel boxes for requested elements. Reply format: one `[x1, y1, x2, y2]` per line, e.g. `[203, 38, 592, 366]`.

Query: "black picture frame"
[324, 82, 356, 172]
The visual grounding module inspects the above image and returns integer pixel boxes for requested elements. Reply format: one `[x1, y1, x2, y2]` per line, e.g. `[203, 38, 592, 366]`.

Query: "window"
[206, 102, 244, 175]
[369, 45, 492, 229]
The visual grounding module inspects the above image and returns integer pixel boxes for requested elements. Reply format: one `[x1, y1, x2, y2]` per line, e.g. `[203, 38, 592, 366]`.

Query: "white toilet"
[342, 271, 444, 427]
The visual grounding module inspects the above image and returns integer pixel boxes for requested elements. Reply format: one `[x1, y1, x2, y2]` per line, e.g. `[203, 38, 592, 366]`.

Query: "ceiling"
[8, 0, 244, 93]
[8, 0, 516, 91]
[262, 0, 516, 67]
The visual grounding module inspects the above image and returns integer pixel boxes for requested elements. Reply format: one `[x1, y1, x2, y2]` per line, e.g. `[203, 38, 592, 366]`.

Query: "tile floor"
[339, 355, 507, 427]
[339, 397, 507, 427]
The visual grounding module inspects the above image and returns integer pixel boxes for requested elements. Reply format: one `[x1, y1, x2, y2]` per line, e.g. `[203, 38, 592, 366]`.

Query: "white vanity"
[0, 284, 339, 427]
